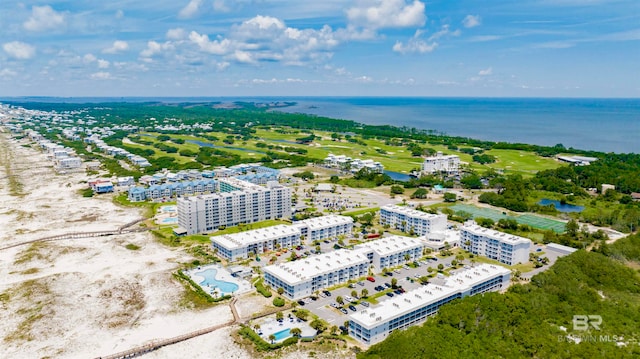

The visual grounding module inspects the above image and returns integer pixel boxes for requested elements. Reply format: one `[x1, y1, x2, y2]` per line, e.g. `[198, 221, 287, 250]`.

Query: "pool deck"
[186, 264, 252, 297]
[253, 316, 316, 343]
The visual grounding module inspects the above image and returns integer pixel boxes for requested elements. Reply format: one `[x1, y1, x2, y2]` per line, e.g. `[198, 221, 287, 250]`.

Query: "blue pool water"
[538, 199, 584, 213]
[273, 328, 291, 341]
[160, 217, 178, 224]
[161, 205, 176, 213]
[196, 268, 239, 294]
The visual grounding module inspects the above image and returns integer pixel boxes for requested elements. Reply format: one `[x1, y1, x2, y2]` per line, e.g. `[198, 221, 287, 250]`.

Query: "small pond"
[538, 199, 584, 213]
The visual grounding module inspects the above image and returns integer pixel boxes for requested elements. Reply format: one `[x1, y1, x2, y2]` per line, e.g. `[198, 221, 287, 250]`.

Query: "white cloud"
[83, 53, 97, 63]
[167, 28, 187, 40]
[189, 31, 232, 55]
[24, 5, 65, 32]
[393, 30, 438, 54]
[103, 41, 129, 54]
[3, 41, 36, 59]
[463, 15, 481, 28]
[116, 10, 124, 19]
[140, 41, 175, 57]
[213, 0, 231, 12]
[178, 0, 203, 19]
[346, 0, 426, 30]
[90, 72, 112, 80]
[478, 67, 493, 76]
[97, 59, 110, 69]
[0, 68, 18, 77]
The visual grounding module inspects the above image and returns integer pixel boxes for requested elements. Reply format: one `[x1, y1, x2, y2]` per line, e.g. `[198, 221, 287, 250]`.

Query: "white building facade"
[422, 151, 460, 174]
[356, 236, 424, 271]
[379, 205, 447, 236]
[292, 215, 354, 241]
[264, 248, 371, 300]
[460, 222, 531, 265]
[211, 225, 301, 261]
[349, 264, 511, 345]
[177, 179, 292, 235]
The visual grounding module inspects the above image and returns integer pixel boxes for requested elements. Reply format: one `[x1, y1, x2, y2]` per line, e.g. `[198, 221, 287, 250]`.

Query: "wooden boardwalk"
[0, 218, 148, 251]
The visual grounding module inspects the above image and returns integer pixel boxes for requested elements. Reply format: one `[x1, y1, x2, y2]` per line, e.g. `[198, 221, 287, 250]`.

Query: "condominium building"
[460, 222, 531, 265]
[264, 248, 371, 300]
[292, 215, 354, 241]
[177, 178, 292, 235]
[264, 235, 425, 299]
[324, 154, 384, 173]
[379, 205, 447, 236]
[211, 225, 301, 261]
[356, 236, 424, 272]
[349, 264, 511, 345]
[421, 151, 460, 174]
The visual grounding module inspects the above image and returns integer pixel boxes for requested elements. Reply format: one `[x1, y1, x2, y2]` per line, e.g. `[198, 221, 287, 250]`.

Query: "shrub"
[255, 278, 273, 298]
[273, 297, 285, 307]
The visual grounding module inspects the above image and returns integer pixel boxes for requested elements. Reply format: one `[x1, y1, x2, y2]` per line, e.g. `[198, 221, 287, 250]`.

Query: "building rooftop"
[263, 247, 372, 286]
[349, 264, 510, 329]
[380, 204, 442, 220]
[211, 225, 300, 250]
[292, 215, 353, 230]
[462, 222, 532, 245]
[356, 235, 423, 257]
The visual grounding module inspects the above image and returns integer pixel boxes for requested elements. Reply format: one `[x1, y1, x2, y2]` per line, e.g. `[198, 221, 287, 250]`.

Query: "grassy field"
[124, 128, 563, 177]
[450, 204, 566, 233]
[209, 219, 291, 237]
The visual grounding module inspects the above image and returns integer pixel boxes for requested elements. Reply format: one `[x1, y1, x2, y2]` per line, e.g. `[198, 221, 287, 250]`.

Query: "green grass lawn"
[209, 219, 291, 236]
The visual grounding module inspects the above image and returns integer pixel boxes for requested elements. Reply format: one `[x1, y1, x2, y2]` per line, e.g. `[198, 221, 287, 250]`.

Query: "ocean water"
[3, 96, 638, 153]
[275, 97, 640, 154]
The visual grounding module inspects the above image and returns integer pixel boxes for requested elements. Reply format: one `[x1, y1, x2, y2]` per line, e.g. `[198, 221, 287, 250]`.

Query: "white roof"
[381, 205, 443, 220]
[349, 264, 510, 329]
[292, 215, 353, 230]
[462, 223, 532, 245]
[357, 235, 423, 257]
[211, 225, 300, 250]
[263, 247, 372, 286]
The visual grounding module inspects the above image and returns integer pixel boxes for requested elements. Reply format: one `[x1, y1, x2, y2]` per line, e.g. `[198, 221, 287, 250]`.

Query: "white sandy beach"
[0, 133, 354, 359]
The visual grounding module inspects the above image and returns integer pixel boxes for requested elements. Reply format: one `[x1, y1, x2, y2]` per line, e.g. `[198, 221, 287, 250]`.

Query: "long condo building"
[264, 235, 425, 300]
[460, 222, 532, 265]
[211, 215, 354, 261]
[379, 205, 447, 236]
[348, 264, 511, 345]
[177, 178, 292, 235]
[421, 151, 460, 174]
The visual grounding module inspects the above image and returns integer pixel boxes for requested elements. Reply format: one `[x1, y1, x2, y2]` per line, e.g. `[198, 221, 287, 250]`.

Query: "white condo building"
[264, 235, 425, 299]
[460, 222, 532, 265]
[356, 236, 424, 271]
[422, 151, 460, 174]
[349, 264, 511, 345]
[264, 248, 372, 300]
[177, 178, 292, 235]
[292, 215, 354, 241]
[379, 205, 447, 236]
[211, 225, 301, 261]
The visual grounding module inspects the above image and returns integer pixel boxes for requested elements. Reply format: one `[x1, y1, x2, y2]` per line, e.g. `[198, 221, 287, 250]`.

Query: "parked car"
[384, 282, 391, 288]
[297, 300, 305, 306]
[339, 325, 348, 332]
[366, 276, 376, 282]
[361, 301, 370, 307]
[386, 292, 394, 297]
[323, 290, 332, 297]
[349, 305, 357, 311]
[340, 308, 348, 314]
[348, 283, 356, 288]
[358, 281, 365, 286]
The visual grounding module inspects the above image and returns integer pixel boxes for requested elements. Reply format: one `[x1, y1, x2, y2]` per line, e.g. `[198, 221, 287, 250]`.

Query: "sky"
[0, 0, 638, 97]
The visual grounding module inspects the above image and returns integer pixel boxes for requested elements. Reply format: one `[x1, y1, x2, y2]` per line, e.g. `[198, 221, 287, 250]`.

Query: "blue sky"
[0, 0, 638, 97]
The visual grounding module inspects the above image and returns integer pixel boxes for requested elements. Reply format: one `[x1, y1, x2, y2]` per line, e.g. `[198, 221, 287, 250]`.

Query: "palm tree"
[277, 287, 284, 295]
[391, 278, 398, 288]
[336, 296, 344, 305]
[351, 290, 358, 298]
[253, 323, 261, 332]
[276, 312, 284, 321]
[404, 253, 411, 262]
[291, 301, 298, 311]
[330, 325, 338, 335]
[361, 288, 368, 298]
[268, 334, 276, 343]
[290, 327, 302, 337]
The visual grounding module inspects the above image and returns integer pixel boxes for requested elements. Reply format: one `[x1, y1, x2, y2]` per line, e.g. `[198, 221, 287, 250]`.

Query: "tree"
[253, 323, 261, 332]
[336, 296, 344, 305]
[295, 309, 309, 321]
[290, 327, 302, 337]
[390, 185, 405, 195]
[391, 278, 398, 288]
[437, 263, 444, 271]
[276, 311, 284, 320]
[330, 325, 338, 335]
[277, 287, 284, 295]
[411, 188, 428, 199]
[404, 253, 411, 262]
[351, 290, 358, 298]
[566, 219, 579, 237]
[444, 192, 457, 202]
[273, 297, 285, 307]
[310, 319, 327, 333]
[361, 288, 369, 298]
[268, 334, 276, 343]
[330, 175, 340, 183]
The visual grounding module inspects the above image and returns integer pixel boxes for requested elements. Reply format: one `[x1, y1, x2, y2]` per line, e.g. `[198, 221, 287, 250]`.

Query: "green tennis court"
[449, 204, 565, 233]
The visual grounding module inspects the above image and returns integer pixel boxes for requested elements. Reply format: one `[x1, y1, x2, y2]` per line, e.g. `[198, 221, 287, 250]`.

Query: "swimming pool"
[196, 268, 239, 294]
[160, 205, 177, 213]
[160, 217, 178, 224]
[273, 328, 291, 341]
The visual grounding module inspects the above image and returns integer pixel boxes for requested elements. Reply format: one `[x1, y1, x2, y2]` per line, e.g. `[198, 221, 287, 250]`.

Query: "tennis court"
[449, 204, 566, 233]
